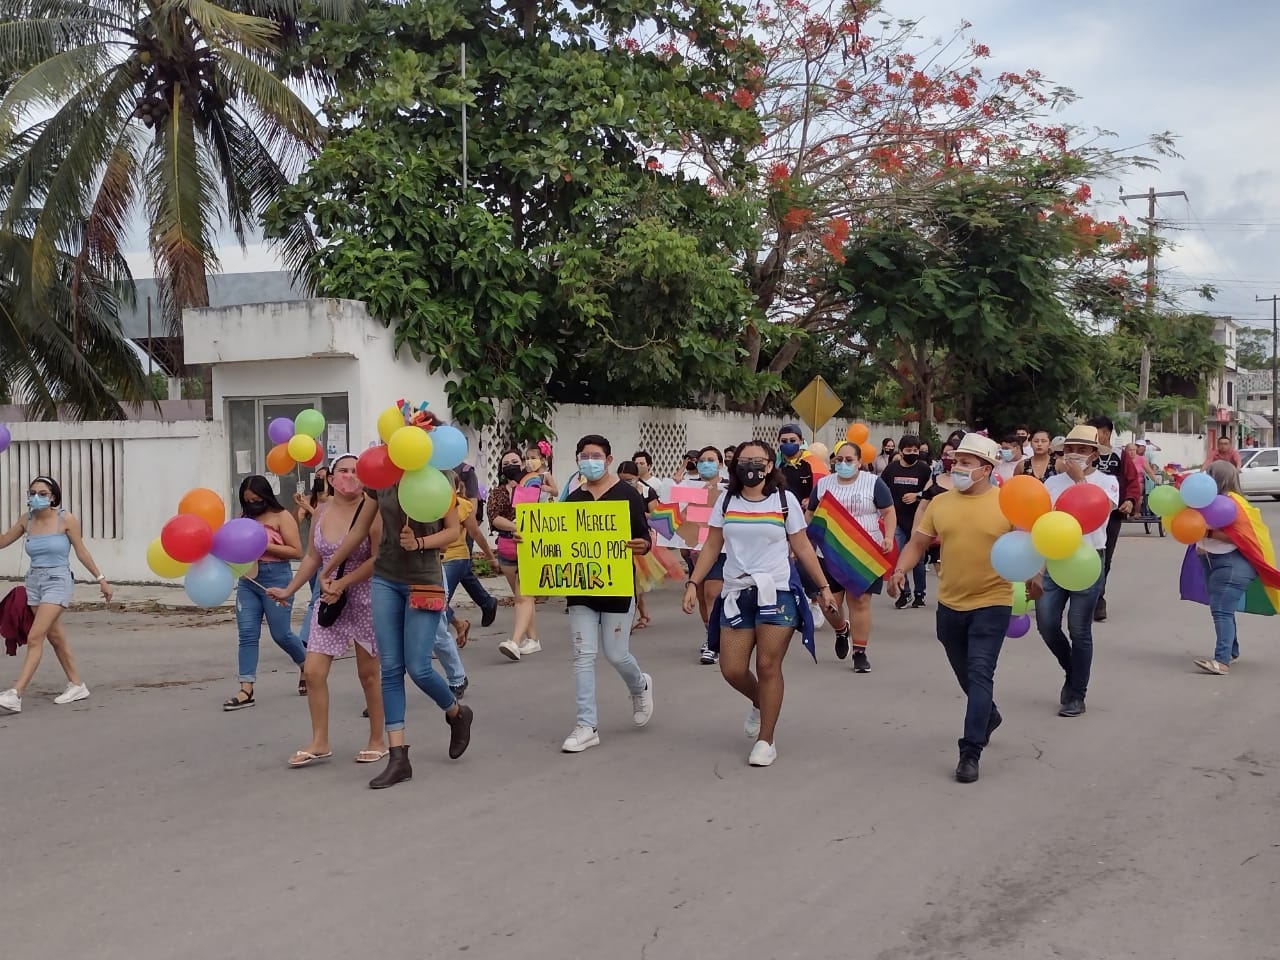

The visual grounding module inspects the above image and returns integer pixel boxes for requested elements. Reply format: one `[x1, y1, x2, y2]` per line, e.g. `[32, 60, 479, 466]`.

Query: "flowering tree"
[677, 0, 1173, 412]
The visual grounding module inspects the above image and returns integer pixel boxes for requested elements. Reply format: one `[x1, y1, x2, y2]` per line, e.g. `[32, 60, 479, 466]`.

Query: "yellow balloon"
[1030, 511, 1083, 561]
[378, 406, 406, 444]
[146, 537, 189, 579]
[387, 425, 433, 471]
[287, 434, 317, 462]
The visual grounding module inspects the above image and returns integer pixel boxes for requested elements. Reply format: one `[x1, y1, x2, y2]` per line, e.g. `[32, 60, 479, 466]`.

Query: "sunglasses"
[737, 458, 769, 469]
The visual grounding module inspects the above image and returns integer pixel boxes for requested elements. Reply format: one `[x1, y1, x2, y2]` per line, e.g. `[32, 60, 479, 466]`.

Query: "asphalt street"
[5, 513, 1280, 960]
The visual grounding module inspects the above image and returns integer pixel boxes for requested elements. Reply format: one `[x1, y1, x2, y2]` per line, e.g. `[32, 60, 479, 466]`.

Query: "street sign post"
[790, 375, 842, 437]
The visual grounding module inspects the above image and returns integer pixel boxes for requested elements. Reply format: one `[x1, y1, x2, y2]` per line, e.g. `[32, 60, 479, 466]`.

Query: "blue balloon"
[427, 424, 469, 470]
[184, 556, 235, 608]
[990, 531, 1044, 582]
[1180, 471, 1217, 510]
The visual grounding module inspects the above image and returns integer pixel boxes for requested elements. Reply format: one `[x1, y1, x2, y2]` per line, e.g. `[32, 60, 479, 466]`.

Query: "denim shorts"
[719, 587, 798, 629]
[26, 566, 74, 607]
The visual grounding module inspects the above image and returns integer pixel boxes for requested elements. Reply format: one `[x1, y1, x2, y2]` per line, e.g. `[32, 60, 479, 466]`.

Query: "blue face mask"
[27, 494, 50, 511]
[578, 459, 606, 482]
[999, 449, 1014, 462]
[835, 462, 857, 479]
[779, 441, 801, 458]
[696, 460, 720, 480]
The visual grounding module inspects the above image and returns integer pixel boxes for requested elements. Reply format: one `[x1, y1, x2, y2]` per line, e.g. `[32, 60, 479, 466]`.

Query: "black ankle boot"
[369, 745, 412, 789]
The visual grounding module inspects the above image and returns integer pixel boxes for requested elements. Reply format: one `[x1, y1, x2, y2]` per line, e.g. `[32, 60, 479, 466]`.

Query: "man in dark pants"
[889, 434, 1018, 784]
[880, 434, 933, 609]
[1086, 416, 1141, 622]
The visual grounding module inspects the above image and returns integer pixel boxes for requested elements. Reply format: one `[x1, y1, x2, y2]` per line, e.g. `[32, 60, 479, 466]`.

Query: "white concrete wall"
[0, 420, 228, 583]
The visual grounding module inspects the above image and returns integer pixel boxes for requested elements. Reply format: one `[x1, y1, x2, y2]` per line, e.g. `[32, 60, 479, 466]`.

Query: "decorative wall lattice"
[637, 421, 689, 476]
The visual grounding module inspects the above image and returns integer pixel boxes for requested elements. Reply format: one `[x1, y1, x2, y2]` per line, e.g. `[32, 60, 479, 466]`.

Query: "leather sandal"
[223, 686, 254, 711]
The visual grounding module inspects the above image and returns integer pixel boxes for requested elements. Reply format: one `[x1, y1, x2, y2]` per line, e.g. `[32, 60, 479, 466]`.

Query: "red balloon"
[160, 513, 213, 563]
[1054, 482, 1111, 534]
[303, 446, 324, 468]
[357, 445, 403, 489]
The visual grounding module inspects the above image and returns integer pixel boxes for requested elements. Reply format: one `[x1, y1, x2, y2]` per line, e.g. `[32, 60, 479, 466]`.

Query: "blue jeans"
[235, 561, 306, 682]
[894, 527, 926, 598]
[1201, 551, 1255, 665]
[433, 568, 466, 687]
[443, 557, 496, 622]
[935, 603, 1009, 759]
[1034, 556, 1103, 702]
[370, 577, 456, 732]
[569, 603, 645, 729]
[298, 570, 319, 648]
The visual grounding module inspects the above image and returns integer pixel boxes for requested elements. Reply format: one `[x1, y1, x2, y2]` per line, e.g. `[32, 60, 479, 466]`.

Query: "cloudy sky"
[125, 0, 1278, 334]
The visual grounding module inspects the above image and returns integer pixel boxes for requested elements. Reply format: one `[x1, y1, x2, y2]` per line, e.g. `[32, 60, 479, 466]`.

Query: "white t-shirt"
[1044, 472, 1120, 549]
[810, 472, 889, 548]
[710, 489, 807, 586]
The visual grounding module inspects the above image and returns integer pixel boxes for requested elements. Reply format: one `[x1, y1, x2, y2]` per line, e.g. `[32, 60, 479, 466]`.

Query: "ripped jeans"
[569, 602, 645, 729]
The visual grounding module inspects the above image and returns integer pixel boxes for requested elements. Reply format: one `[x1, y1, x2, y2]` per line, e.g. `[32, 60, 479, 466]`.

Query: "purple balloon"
[210, 517, 268, 564]
[267, 417, 294, 445]
[1198, 494, 1238, 530]
[1006, 613, 1031, 638]
[0, 423, 9, 453]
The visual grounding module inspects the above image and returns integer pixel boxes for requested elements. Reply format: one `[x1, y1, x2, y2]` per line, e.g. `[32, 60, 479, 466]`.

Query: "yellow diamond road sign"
[791, 375, 842, 433]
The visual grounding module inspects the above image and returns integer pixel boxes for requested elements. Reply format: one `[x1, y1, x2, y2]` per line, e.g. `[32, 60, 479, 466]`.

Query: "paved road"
[6, 520, 1280, 960]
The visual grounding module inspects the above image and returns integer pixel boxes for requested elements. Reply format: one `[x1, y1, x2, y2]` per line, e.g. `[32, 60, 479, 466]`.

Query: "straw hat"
[955, 433, 1001, 466]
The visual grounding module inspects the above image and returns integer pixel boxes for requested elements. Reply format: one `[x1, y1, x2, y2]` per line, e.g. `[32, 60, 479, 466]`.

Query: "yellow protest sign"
[515, 501, 635, 597]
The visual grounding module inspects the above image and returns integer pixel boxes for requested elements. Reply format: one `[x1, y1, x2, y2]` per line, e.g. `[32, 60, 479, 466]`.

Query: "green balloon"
[397, 466, 453, 522]
[294, 408, 326, 439]
[1010, 580, 1029, 616]
[1147, 484, 1184, 518]
[1046, 543, 1102, 592]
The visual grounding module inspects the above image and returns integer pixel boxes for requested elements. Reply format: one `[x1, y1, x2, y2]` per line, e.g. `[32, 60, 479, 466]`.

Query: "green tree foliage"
[269, 0, 766, 435]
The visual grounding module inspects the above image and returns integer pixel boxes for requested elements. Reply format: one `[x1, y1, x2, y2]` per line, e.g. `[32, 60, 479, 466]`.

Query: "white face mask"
[1064, 454, 1091, 469]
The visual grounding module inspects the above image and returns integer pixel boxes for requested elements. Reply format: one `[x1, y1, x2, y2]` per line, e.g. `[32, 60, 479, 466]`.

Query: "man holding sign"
[518, 435, 654, 754]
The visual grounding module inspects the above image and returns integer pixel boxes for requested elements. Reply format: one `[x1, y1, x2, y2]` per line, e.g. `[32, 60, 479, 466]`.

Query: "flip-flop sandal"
[355, 749, 389, 764]
[455, 619, 471, 649]
[288, 750, 333, 767]
[223, 688, 254, 711]
[1193, 658, 1228, 675]
[634, 617, 650, 630]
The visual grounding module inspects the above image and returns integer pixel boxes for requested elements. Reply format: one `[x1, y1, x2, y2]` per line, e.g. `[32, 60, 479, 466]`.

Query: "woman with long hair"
[682, 440, 835, 767]
[293, 464, 332, 647]
[0, 476, 112, 714]
[1021, 430, 1056, 482]
[323, 463, 473, 789]
[223, 476, 307, 711]
[681, 445, 728, 664]
[266, 454, 387, 767]
[488, 448, 539, 661]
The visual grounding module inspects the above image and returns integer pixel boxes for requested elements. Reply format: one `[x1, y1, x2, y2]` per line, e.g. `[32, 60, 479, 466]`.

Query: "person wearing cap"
[889, 434, 1019, 784]
[777, 425, 814, 504]
[1032, 426, 1118, 718]
[1021, 429, 1056, 482]
[1086, 416, 1141, 622]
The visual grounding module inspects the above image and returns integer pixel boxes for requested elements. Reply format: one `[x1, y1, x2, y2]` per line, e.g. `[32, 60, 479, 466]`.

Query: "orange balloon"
[265, 443, 295, 476]
[1167, 507, 1207, 544]
[845, 423, 869, 445]
[859, 442, 876, 464]
[998, 474, 1052, 530]
[177, 487, 226, 532]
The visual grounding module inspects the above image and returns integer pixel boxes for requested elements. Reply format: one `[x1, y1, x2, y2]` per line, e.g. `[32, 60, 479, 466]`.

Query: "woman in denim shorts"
[0, 476, 113, 714]
[682, 441, 835, 768]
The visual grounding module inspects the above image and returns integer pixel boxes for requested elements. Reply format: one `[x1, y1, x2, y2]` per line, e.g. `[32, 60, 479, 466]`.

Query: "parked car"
[1237, 447, 1280, 498]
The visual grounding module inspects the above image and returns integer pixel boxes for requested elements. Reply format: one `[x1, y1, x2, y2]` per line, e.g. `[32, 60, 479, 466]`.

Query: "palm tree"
[0, 0, 361, 335]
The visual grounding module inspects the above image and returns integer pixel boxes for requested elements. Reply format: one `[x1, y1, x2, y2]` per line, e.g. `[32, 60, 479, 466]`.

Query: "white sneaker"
[54, 683, 90, 705]
[498, 639, 521, 661]
[518, 638, 542, 655]
[748, 740, 777, 767]
[632, 673, 654, 727]
[0, 688, 20, 713]
[561, 724, 600, 753]
[744, 707, 761, 739]
[810, 602, 827, 629]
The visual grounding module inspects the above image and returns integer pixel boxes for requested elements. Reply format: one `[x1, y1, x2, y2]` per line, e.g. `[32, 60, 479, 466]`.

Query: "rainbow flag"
[648, 504, 679, 542]
[1178, 492, 1280, 615]
[806, 491, 892, 597]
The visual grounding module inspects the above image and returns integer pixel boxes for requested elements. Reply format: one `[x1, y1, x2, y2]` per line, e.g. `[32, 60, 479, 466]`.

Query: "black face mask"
[902, 453, 919, 465]
[501, 464, 523, 482]
[736, 464, 766, 488]
[243, 500, 269, 517]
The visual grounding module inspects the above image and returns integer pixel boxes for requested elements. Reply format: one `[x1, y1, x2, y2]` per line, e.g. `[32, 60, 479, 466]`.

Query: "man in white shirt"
[1034, 425, 1118, 718]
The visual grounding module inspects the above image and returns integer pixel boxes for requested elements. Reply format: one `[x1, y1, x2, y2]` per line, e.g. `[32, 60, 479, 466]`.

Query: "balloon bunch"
[0, 423, 10, 453]
[355, 400, 469, 521]
[842, 423, 878, 466]
[1006, 581, 1034, 638]
[146, 488, 268, 608]
[265, 409, 327, 476]
[989, 475, 1109, 594]
[1148, 472, 1236, 544]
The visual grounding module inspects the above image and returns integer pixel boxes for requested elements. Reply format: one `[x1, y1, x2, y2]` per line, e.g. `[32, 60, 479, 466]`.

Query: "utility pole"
[1257, 294, 1279, 446]
[1119, 187, 1187, 428]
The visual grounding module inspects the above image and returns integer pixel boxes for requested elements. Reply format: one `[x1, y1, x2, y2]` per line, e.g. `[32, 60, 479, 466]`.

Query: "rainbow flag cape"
[806, 491, 892, 597]
[1178, 492, 1280, 616]
[648, 504, 679, 542]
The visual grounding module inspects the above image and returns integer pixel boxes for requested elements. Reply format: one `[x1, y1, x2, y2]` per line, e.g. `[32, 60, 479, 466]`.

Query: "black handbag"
[316, 500, 364, 628]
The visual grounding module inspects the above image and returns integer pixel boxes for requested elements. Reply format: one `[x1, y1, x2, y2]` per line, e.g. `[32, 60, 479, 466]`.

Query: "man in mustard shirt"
[890, 433, 1019, 784]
